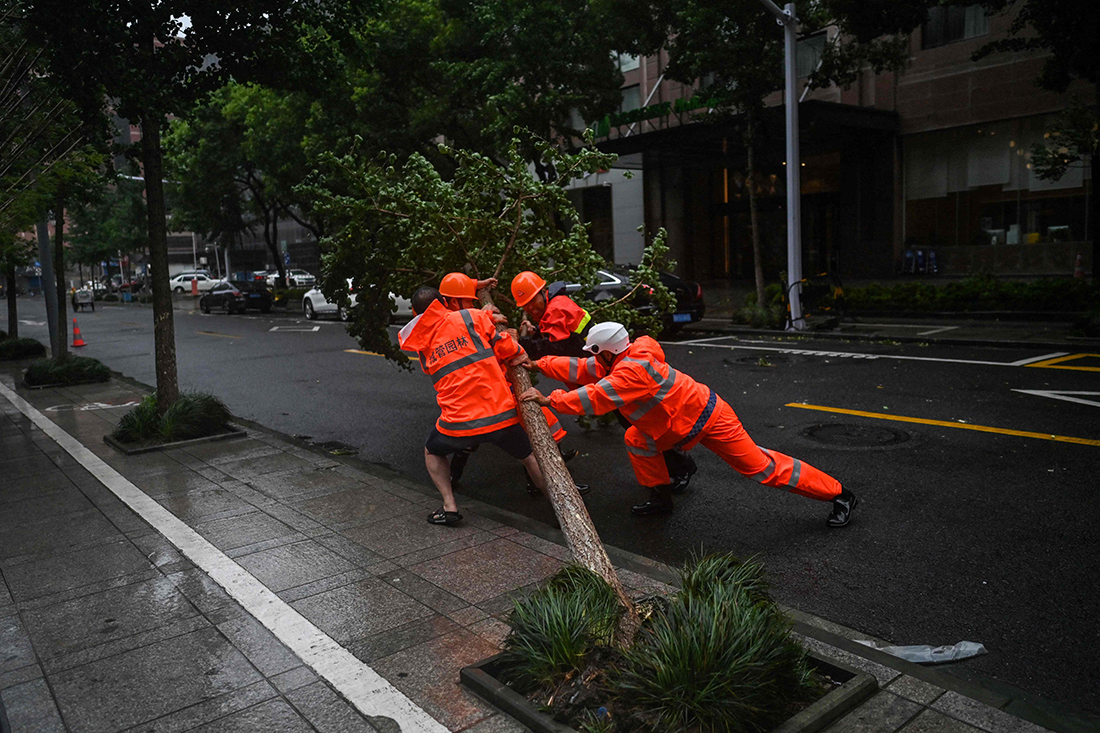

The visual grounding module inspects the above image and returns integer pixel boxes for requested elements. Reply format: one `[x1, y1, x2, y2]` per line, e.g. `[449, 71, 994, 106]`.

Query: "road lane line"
[785, 402, 1100, 447]
[196, 331, 242, 339]
[1012, 390, 1100, 408]
[1010, 352, 1069, 366]
[664, 340, 1010, 366]
[1022, 353, 1100, 372]
[0, 381, 448, 733]
[916, 326, 958, 336]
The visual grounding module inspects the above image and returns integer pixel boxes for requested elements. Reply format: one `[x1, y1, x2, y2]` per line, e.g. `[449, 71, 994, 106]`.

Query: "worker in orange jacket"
[398, 273, 548, 525]
[511, 270, 698, 492]
[520, 321, 858, 526]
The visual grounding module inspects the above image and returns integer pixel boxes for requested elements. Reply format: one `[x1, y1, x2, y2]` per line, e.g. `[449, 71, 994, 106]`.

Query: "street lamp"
[757, 0, 804, 330]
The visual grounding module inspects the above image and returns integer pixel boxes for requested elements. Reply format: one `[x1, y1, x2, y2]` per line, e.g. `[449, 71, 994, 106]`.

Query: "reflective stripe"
[459, 310, 489, 352]
[568, 358, 579, 384]
[787, 459, 802, 490]
[577, 386, 594, 415]
[595, 378, 626, 407]
[573, 310, 591, 335]
[583, 358, 599, 379]
[674, 389, 717, 450]
[627, 444, 660, 457]
[430, 350, 496, 383]
[438, 408, 517, 432]
[490, 332, 503, 346]
[751, 451, 777, 483]
[625, 369, 678, 422]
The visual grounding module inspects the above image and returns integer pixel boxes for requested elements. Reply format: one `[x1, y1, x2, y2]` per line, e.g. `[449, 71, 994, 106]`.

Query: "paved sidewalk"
[0, 364, 1081, 733]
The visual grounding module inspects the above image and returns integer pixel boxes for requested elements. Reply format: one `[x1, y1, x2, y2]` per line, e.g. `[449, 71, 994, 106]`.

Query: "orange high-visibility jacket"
[539, 293, 592, 342]
[399, 300, 523, 437]
[537, 336, 716, 446]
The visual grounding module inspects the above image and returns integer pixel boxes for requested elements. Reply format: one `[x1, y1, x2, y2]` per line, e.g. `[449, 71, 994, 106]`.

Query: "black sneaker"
[559, 447, 579, 463]
[631, 486, 674, 516]
[826, 489, 858, 528]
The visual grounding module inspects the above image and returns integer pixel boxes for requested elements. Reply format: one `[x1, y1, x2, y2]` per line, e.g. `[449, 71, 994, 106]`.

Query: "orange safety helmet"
[510, 271, 546, 307]
[439, 272, 477, 299]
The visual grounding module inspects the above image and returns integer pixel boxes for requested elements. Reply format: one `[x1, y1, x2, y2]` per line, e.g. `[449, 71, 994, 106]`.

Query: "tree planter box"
[103, 425, 247, 455]
[460, 650, 877, 733]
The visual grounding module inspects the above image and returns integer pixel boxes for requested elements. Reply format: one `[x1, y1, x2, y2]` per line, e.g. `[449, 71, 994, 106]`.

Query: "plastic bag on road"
[856, 640, 987, 664]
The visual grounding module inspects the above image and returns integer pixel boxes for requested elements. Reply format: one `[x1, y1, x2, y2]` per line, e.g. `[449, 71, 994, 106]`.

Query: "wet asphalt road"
[6, 296, 1100, 717]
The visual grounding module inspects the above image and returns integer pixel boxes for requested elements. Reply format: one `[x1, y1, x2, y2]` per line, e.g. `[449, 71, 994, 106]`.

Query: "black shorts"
[425, 423, 533, 460]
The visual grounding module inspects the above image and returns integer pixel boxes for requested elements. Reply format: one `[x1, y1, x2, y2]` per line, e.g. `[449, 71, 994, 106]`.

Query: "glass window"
[620, 85, 641, 113]
[922, 4, 989, 49]
[618, 53, 639, 72]
[797, 32, 826, 78]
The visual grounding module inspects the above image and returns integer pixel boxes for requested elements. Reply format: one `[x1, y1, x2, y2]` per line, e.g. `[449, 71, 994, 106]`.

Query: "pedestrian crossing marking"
[1023, 353, 1100, 372]
[786, 403, 1100, 447]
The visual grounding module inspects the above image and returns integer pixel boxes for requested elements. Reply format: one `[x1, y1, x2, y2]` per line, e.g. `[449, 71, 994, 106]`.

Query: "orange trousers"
[624, 396, 842, 501]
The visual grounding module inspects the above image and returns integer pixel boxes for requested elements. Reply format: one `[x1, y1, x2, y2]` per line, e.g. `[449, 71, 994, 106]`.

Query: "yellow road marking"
[786, 403, 1100, 447]
[345, 349, 383, 356]
[197, 331, 241, 339]
[1024, 353, 1100, 372]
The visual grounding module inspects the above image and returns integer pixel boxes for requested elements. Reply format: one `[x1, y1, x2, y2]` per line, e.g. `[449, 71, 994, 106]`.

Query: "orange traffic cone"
[72, 318, 86, 347]
[1074, 253, 1084, 279]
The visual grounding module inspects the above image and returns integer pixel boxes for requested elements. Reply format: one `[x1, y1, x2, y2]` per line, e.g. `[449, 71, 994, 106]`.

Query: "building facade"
[576, 4, 1094, 284]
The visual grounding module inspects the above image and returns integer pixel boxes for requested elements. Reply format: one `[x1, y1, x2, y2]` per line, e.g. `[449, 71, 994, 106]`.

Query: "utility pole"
[758, 0, 804, 330]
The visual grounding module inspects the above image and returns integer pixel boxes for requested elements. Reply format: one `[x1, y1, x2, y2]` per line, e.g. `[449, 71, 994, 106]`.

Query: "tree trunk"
[477, 287, 640, 640]
[5, 264, 17, 337]
[35, 214, 61, 358]
[748, 143, 766, 308]
[54, 200, 68, 360]
[140, 110, 180, 412]
[1091, 130, 1098, 280]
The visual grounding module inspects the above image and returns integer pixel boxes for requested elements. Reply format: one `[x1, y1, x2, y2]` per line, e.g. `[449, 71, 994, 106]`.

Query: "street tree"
[974, 0, 1098, 278]
[14, 0, 358, 410]
[69, 171, 148, 288]
[660, 0, 938, 307]
[299, 132, 676, 628]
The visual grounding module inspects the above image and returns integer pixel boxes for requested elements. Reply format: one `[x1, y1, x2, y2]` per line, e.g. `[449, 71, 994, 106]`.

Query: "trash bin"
[123, 292, 132, 302]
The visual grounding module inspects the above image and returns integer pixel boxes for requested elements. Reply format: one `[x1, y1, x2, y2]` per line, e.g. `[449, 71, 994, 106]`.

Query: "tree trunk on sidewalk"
[54, 200, 69, 360]
[478, 286, 640, 640]
[748, 142, 766, 308]
[140, 109, 180, 412]
[5, 264, 17, 338]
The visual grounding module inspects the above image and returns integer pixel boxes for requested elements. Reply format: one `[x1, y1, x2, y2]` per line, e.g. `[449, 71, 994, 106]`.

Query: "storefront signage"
[592, 94, 718, 137]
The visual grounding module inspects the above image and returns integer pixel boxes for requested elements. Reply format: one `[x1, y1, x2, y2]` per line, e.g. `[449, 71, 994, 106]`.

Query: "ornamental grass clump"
[24, 356, 110, 386]
[612, 556, 820, 732]
[0, 337, 47, 360]
[113, 392, 232, 444]
[500, 566, 621, 691]
[499, 554, 821, 732]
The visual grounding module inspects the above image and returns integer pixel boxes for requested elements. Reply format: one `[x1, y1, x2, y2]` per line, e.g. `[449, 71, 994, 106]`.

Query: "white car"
[169, 272, 218, 293]
[266, 269, 316, 288]
[302, 281, 412, 322]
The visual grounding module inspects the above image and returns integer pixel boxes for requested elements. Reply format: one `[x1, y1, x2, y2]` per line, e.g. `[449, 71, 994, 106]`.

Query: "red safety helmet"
[510, 271, 547, 307]
[439, 273, 477, 299]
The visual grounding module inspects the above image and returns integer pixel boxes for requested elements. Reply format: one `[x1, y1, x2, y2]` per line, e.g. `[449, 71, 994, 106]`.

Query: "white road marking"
[664, 340, 1011, 366]
[1009, 352, 1070, 366]
[0, 381, 448, 733]
[269, 326, 321, 332]
[916, 326, 959, 336]
[44, 400, 141, 412]
[19, 319, 46, 326]
[1012, 390, 1100, 408]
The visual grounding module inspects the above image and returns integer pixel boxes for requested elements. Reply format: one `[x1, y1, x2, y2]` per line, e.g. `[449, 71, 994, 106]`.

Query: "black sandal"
[428, 508, 463, 525]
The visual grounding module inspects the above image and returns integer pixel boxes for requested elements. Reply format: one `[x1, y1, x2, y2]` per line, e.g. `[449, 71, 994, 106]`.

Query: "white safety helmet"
[583, 321, 631, 355]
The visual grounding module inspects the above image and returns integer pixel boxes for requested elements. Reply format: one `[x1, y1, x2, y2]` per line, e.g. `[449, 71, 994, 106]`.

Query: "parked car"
[169, 272, 218, 293]
[266, 269, 316, 288]
[230, 280, 273, 312]
[302, 280, 412, 322]
[199, 282, 250, 314]
[562, 267, 706, 333]
[71, 288, 95, 312]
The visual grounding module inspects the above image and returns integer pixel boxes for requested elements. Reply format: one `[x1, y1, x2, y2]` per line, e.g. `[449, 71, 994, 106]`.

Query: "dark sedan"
[199, 282, 267, 314]
[563, 267, 706, 333]
[232, 280, 273, 312]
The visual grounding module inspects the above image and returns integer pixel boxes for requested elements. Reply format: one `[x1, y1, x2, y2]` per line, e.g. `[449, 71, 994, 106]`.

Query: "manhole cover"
[801, 423, 911, 448]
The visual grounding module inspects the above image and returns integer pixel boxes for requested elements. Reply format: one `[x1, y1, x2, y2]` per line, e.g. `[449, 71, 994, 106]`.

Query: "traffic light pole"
[759, 0, 804, 330]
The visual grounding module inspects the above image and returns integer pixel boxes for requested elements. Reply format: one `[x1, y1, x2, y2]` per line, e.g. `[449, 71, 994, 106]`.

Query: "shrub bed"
[113, 392, 233, 445]
[24, 356, 110, 386]
[0, 328, 7, 339]
[498, 556, 822, 732]
[845, 276, 1098, 313]
[0, 337, 47, 360]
